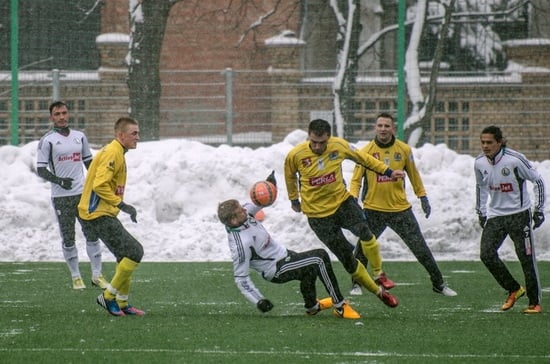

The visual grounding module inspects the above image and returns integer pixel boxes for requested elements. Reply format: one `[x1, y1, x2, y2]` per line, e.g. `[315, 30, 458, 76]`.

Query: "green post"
[10, 0, 19, 145]
[396, 0, 405, 140]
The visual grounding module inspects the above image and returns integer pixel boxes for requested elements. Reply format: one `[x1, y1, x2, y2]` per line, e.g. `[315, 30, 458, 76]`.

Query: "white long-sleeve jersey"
[475, 147, 545, 218]
[36, 129, 92, 197]
[225, 202, 288, 305]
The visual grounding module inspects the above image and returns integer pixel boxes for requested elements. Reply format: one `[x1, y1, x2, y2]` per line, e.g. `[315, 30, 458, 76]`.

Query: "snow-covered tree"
[126, 0, 535, 142]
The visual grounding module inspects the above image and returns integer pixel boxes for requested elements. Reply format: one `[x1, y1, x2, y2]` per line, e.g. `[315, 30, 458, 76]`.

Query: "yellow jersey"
[78, 140, 128, 220]
[284, 136, 390, 218]
[349, 138, 426, 212]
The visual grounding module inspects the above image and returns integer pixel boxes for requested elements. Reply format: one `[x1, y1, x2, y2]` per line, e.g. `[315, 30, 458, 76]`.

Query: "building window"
[449, 117, 458, 131]
[448, 135, 458, 150]
[379, 101, 390, 111]
[25, 100, 34, 111]
[462, 136, 469, 151]
[448, 101, 458, 112]
[462, 117, 469, 131]
[435, 118, 445, 131]
[39, 100, 49, 111]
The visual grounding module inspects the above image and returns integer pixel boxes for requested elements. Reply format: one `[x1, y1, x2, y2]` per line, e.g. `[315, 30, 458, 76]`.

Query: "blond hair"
[217, 199, 240, 226]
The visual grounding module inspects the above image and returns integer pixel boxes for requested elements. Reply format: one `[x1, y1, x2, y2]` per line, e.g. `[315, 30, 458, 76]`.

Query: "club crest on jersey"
[501, 167, 510, 176]
[394, 152, 402, 161]
[328, 151, 338, 160]
[73, 138, 82, 145]
[317, 159, 325, 170]
[301, 158, 312, 167]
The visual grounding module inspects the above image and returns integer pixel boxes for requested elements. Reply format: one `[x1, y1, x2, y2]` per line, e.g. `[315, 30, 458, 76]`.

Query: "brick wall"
[2, 1, 550, 160]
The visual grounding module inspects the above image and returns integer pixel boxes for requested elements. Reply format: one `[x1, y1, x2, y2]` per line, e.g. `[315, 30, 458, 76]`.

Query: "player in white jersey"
[36, 101, 108, 290]
[475, 125, 545, 314]
[217, 173, 360, 319]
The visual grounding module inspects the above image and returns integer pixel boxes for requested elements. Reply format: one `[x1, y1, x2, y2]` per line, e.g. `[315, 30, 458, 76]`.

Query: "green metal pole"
[10, 0, 19, 145]
[396, 0, 405, 140]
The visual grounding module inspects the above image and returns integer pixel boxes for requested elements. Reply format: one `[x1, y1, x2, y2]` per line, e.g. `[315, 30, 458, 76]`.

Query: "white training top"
[36, 129, 93, 198]
[225, 202, 288, 305]
[475, 147, 545, 218]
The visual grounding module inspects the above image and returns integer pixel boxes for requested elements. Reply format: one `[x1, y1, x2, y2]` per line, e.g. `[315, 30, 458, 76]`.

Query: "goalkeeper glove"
[533, 210, 545, 229]
[420, 196, 431, 218]
[56, 177, 74, 190]
[118, 202, 138, 223]
[291, 199, 301, 212]
[478, 215, 487, 229]
[257, 299, 274, 313]
[266, 170, 277, 186]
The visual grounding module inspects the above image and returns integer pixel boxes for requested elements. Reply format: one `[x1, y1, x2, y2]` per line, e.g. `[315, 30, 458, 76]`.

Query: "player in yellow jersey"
[284, 119, 404, 308]
[349, 113, 457, 297]
[78, 117, 145, 316]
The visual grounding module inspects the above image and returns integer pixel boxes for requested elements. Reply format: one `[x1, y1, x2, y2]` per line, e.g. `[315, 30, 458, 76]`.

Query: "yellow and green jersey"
[78, 139, 128, 220]
[284, 136, 390, 218]
[349, 138, 426, 212]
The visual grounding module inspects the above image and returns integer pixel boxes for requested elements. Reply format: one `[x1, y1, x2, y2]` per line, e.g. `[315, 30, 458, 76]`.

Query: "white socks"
[62, 245, 80, 278]
[86, 240, 103, 278]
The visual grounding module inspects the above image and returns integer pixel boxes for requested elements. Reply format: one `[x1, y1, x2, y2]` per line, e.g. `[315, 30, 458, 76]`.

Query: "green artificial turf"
[0, 261, 548, 364]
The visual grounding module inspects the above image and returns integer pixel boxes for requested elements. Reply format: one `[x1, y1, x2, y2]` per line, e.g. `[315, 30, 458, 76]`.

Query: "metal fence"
[1, 68, 550, 160]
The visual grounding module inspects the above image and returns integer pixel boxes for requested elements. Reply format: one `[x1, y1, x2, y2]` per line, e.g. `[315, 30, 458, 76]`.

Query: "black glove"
[56, 177, 74, 190]
[291, 199, 301, 213]
[257, 299, 274, 313]
[420, 196, 431, 218]
[266, 170, 277, 187]
[533, 210, 545, 229]
[478, 215, 487, 229]
[118, 202, 137, 223]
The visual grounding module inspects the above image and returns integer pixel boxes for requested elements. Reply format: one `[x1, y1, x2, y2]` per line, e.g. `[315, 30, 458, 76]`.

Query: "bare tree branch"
[75, 0, 103, 24]
[358, 0, 530, 57]
[236, 6, 278, 46]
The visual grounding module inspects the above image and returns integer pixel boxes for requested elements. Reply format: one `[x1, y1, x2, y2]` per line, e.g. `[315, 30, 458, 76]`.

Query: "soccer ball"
[249, 181, 277, 207]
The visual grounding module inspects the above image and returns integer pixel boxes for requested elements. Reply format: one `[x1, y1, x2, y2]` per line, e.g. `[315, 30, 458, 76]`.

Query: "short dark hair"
[481, 125, 506, 145]
[308, 119, 331, 137]
[377, 112, 395, 123]
[49, 101, 67, 115]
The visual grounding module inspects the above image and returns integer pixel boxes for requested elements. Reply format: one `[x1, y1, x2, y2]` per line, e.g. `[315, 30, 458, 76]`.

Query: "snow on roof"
[0, 71, 100, 82]
[302, 73, 523, 85]
[96, 33, 130, 44]
[264, 30, 306, 46]
[502, 38, 550, 47]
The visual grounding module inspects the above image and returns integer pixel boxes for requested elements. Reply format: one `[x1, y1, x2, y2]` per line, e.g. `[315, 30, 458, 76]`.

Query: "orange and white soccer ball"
[249, 181, 277, 207]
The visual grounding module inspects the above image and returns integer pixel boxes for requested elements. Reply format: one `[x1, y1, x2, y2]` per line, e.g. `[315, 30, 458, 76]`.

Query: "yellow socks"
[361, 237, 382, 276]
[351, 261, 379, 294]
[103, 258, 139, 307]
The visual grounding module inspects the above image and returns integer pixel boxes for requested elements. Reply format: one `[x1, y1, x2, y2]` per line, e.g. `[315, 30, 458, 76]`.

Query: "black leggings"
[53, 195, 98, 247]
[480, 210, 541, 305]
[307, 197, 374, 274]
[271, 249, 344, 309]
[80, 215, 144, 263]
[354, 207, 444, 287]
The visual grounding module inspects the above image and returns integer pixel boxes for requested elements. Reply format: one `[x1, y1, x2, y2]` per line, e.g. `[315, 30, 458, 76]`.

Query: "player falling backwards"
[218, 171, 361, 319]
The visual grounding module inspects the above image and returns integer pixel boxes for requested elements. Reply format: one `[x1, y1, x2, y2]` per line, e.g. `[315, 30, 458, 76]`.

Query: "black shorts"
[80, 215, 143, 263]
